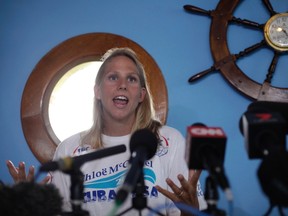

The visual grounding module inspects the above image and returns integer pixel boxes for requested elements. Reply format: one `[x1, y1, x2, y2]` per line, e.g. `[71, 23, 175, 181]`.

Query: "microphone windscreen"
[0, 182, 63, 216]
[130, 129, 158, 160]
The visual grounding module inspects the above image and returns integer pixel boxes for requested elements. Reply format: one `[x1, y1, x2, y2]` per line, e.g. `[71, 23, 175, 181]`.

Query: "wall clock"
[184, 0, 288, 102]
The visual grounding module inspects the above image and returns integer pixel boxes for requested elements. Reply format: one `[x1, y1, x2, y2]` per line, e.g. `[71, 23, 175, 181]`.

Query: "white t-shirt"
[51, 125, 206, 216]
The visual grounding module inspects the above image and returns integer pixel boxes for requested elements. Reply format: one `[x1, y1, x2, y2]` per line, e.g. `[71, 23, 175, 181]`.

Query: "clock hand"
[282, 29, 288, 37]
[276, 26, 288, 37]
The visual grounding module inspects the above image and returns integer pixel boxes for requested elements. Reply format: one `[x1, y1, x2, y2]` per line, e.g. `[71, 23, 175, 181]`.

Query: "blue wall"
[1, 0, 287, 215]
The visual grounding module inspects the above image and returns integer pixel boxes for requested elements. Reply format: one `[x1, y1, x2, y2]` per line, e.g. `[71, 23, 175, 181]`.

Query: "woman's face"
[95, 55, 146, 125]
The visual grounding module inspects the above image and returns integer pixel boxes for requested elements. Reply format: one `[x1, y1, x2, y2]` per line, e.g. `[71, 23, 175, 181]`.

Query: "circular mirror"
[21, 33, 168, 163]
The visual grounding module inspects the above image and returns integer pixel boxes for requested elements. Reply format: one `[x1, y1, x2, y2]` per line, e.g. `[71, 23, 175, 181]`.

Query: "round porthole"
[21, 33, 168, 163]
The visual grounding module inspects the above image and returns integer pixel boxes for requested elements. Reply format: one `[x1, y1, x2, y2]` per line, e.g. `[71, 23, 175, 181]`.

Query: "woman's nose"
[118, 79, 127, 90]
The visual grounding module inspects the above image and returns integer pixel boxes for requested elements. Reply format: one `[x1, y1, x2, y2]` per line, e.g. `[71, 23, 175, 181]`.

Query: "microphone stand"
[116, 170, 164, 216]
[201, 175, 226, 216]
[62, 169, 90, 216]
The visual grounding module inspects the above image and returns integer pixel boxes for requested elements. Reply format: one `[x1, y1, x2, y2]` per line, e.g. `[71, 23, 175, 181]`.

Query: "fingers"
[177, 174, 200, 208]
[155, 185, 173, 199]
[156, 172, 202, 209]
[167, 177, 184, 197]
[40, 175, 51, 184]
[6, 160, 37, 183]
[177, 174, 191, 193]
[6, 160, 17, 181]
[18, 162, 28, 182]
[188, 169, 202, 185]
[6, 160, 20, 183]
[27, 165, 35, 182]
[178, 172, 200, 189]
[155, 178, 182, 202]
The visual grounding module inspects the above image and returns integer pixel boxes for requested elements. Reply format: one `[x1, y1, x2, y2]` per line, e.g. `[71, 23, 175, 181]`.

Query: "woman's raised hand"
[6, 160, 50, 184]
[156, 170, 202, 215]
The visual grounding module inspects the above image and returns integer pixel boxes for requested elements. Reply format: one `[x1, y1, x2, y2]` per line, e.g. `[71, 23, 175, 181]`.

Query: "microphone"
[257, 151, 288, 207]
[240, 111, 286, 159]
[0, 181, 62, 216]
[115, 129, 158, 205]
[186, 123, 232, 200]
[247, 101, 288, 133]
[39, 144, 126, 172]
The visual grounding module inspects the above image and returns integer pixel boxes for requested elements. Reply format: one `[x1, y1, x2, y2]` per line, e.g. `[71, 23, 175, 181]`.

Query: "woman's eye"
[128, 76, 138, 83]
[108, 74, 118, 81]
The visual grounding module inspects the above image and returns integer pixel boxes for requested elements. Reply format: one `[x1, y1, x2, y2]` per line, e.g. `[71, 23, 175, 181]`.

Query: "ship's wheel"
[184, 0, 288, 102]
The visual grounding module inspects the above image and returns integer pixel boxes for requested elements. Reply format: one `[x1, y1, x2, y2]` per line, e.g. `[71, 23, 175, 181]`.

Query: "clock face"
[264, 13, 288, 52]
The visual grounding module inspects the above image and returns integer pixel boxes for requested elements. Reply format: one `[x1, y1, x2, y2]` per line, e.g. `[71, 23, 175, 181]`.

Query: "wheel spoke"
[235, 40, 267, 60]
[188, 41, 266, 83]
[262, 0, 277, 16]
[188, 66, 216, 83]
[265, 51, 280, 83]
[231, 17, 264, 30]
[183, 5, 213, 17]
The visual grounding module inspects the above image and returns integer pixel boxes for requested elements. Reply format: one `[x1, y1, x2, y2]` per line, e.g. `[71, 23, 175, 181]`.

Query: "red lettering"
[189, 126, 225, 138]
[255, 113, 272, 120]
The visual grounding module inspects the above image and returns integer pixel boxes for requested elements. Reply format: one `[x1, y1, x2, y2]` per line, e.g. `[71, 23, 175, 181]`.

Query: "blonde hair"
[81, 47, 162, 149]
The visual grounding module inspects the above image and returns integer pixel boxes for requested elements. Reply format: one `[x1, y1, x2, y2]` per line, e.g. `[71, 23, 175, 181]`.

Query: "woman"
[7, 47, 206, 215]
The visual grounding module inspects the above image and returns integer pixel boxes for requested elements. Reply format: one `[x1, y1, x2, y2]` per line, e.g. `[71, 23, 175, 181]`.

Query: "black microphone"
[239, 101, 288, 136]
[247, 101, 288, 134]
[115, 129, 158, 205]
[240, 111, 286, 159]
[0, 182, 62, 216]
[186, 123, 232, 201]
[39, 144, 126, 172]
[257, 151, 288, 207]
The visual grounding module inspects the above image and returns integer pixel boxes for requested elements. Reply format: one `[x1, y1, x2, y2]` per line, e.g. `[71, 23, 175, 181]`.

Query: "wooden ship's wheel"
[184, 0, 288, 102]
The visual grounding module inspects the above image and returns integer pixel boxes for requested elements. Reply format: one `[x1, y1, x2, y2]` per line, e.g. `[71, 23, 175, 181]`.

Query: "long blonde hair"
[81, 47, 162, 149]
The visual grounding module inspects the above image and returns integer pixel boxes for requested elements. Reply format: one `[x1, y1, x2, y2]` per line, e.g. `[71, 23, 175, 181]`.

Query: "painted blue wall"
[1, 0, 287, 215]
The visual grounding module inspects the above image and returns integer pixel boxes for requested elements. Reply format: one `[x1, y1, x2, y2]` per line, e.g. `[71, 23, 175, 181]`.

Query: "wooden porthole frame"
[21, 33, 168, 163]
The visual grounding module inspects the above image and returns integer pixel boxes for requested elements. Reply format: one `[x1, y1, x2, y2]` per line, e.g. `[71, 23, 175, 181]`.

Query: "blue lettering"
[84, 160, 131, 182]
[122, 160, 129, 168]
[92, 190, 97, 201]
[83, 192, 91, 203]
[150, 186, 158, 198]
[84, 186, 158, 203]
[109, 164, 119, 173]
[108, 190, 117, 201]
[144, 186, 149, 197]
[97, 190, 107, 201]
[84, 174, 91, 181]
[145, 160, 153, 167]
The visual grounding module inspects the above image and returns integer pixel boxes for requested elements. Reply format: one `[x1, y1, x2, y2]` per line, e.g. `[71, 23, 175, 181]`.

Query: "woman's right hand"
[6, 160, 50, 184]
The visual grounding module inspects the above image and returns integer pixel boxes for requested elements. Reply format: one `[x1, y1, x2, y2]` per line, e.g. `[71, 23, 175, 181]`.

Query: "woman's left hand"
[156, 170, 201, 215]
[6, 160, 50, 184]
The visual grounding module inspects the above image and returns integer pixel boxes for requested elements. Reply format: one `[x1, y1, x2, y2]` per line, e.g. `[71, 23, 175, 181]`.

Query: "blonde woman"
[7, 48, 206, 216]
